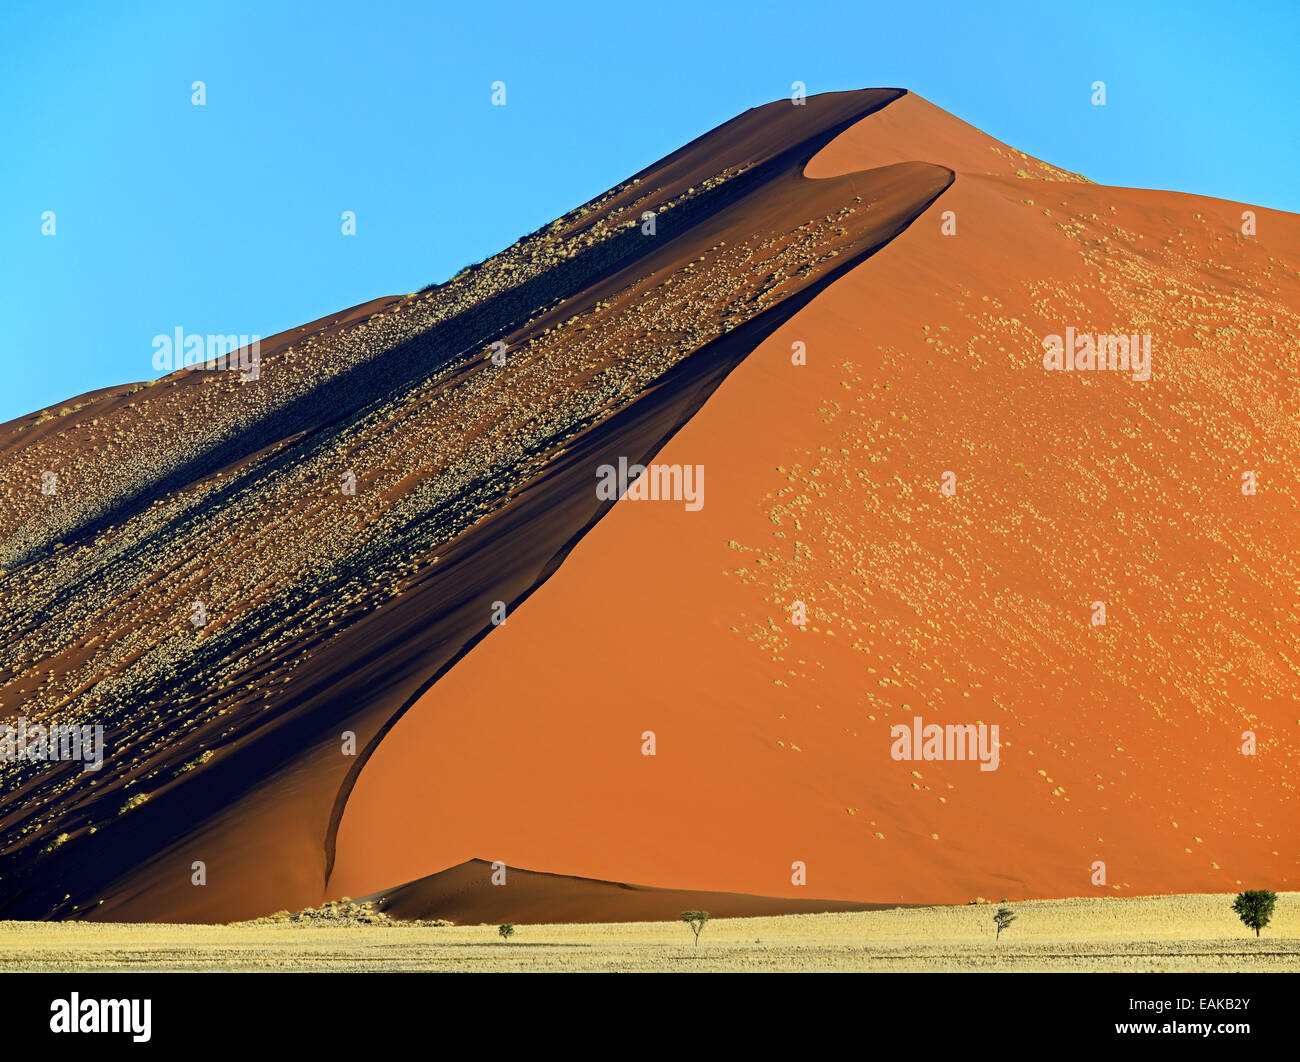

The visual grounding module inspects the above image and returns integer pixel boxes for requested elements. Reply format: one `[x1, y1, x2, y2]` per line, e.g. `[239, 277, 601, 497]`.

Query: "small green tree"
[1232, 890, 1277, 937]
[993, 906, 1017, 940]
[681, 910, 709, 948]
[498, 922, 515, 941]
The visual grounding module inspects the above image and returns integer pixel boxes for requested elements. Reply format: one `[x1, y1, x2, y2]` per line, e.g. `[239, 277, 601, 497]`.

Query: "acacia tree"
[1232, 890, 1277, 937]
[993, 906, 1017, 940]
[681, 910, 710, 948]
[498, 923, 515, 941]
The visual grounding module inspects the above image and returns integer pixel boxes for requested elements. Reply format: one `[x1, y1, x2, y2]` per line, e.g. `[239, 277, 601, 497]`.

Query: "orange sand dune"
[331, 92, 1300, 909]
[3, 89, 1296, 925]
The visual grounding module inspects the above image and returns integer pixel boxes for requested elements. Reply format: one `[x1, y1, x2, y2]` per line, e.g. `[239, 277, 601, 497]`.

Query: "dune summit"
[1, 89, 1296, 924]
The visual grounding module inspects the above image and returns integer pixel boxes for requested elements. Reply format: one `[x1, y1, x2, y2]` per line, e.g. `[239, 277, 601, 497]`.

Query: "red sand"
[331, 93, 1300, 909]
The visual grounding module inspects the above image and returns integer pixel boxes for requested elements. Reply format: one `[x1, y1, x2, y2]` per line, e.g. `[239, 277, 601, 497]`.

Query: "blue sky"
[2, 0, 1296, 423]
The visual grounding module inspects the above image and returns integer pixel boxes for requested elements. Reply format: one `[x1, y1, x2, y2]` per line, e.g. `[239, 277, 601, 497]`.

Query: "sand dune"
[367, 859, 892, 924]
[331, 93, 1300, 908]
[1, 89, 1296, 925]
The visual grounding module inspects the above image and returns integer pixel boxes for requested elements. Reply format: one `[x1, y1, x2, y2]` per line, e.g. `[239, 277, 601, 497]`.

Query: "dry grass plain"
[0, 892, 1295, 972]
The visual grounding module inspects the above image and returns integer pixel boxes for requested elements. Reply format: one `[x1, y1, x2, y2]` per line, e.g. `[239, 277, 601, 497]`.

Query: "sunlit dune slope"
[331, 93, 1300, 908]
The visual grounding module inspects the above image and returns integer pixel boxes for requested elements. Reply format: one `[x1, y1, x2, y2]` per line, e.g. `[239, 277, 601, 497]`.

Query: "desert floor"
[0, 892, 1295, 972]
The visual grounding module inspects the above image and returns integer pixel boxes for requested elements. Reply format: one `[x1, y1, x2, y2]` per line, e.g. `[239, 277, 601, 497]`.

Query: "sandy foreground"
[0, 892, 1294, 972]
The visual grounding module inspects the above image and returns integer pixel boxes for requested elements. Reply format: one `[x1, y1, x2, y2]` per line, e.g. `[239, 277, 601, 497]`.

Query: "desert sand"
[0, 892, 1293, 972]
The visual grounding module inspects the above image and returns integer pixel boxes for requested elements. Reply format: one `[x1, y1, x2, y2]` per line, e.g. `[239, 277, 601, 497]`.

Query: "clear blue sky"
[2, 0, 1296, 423]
